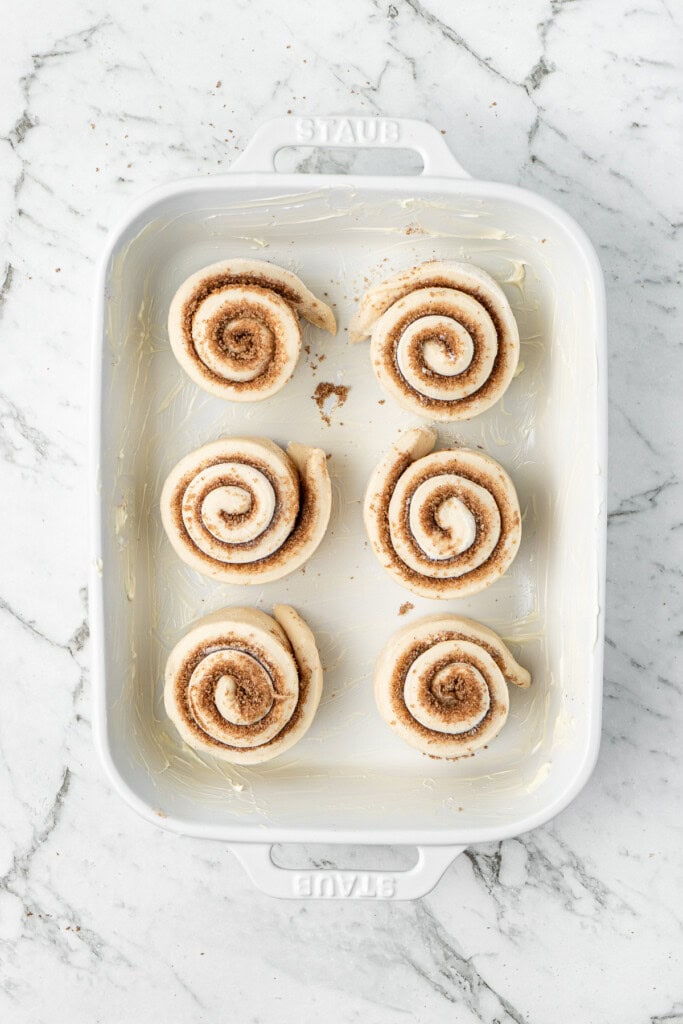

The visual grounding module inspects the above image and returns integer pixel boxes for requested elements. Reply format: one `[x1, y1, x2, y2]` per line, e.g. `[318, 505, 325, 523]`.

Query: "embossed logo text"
[295, 117, 401, 146]
[294, 872, 397, 898]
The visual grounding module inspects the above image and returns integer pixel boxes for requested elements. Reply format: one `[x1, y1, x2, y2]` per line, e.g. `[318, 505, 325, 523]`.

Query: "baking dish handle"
[229, 116, 470, 178]
[228, 843, 465, 900]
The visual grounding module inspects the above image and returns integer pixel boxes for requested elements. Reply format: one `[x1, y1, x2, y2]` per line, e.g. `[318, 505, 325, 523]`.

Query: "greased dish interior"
[94, 179, 604, 844]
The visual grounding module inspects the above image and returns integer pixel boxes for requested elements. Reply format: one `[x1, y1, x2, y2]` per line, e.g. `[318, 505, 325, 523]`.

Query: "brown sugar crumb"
[312, 381, 349, 426]
[378, 399, 385, 405]
[405, 222, 427, 236]
[398, 602, 414, 616]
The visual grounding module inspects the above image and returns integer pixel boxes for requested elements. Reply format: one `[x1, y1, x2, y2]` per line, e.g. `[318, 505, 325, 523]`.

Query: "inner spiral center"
[191, 290, 281, 383]
[219, 317, 272, 360]
[420, 321, 474, 377]
[433, 495, 477, 553]
[409, 479, 477, 560]
[399, 314, 475, 381]
[185, 642, 300, 749]
[182, 460, 281, 555]
[201, 486, 252, 532]
[403, 640, 492, 735]
[430, 663, 488, 716]
[214, 664, 275, 726]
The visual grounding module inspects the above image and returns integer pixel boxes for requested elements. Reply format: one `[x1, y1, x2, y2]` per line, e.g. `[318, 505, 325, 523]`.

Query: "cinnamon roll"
[168, 259, 336, 400]
[165, 605, 323, 764]
[160, 437, 331, 583]
[364, 427, 521, 598]
[350, 260, 520, 420]
[374, 614, 530, 758]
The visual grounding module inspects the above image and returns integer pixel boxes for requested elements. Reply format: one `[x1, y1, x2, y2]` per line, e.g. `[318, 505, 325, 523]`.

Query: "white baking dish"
[90, 117, 606, 899]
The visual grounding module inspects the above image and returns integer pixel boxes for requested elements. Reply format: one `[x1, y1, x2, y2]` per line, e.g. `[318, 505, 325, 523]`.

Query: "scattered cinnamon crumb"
[398, 602, 414, 616]
[541, 238, 547, 244]
[215, 80, 222, 88]
[312, 382, 350, 426]
[378, 399, 385, 405]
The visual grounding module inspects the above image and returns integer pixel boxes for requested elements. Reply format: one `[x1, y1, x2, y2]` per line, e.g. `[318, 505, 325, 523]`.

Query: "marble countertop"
[1, 1, 681, 1021]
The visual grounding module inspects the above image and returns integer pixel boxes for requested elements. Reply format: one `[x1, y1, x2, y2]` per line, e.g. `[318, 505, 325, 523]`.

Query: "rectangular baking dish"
[90, 117, 606, 899]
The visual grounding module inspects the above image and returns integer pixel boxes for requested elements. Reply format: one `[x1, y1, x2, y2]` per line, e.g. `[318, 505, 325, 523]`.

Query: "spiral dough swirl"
[364, 427, 521, 598]
[350, 260, 520, 420]
[168, 259, 336, 401]
[165, 605, 323, 764]
[161, 437, 331, 584]
[374, 614, 531, 758]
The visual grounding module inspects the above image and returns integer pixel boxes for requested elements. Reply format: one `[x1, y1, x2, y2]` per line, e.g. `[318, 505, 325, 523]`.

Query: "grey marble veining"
[1, 1, 682, 1021]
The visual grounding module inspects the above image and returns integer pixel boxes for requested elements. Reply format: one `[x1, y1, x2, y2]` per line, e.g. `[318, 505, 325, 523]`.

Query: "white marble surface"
[1, 0, 681, 1020]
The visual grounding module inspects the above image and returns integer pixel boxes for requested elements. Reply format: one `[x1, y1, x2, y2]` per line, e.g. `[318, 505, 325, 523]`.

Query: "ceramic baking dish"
[90, 117, 606, 899]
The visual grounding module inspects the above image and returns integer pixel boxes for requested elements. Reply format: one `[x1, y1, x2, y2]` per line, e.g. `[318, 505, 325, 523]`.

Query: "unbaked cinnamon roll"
[374, 614, 530, 758]
[165, 605, 323, 764]
[350, 260, 520, 420]
[168, 259, 336, 400]
[364, 427, 521, 598]
[160, 437, 331, 583]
